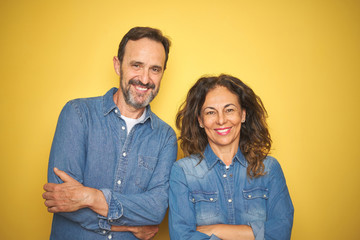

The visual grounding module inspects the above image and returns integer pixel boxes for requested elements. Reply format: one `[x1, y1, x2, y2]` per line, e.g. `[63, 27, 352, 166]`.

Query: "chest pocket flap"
[190, 192, 218, 203]
[242, 187, 269, 200]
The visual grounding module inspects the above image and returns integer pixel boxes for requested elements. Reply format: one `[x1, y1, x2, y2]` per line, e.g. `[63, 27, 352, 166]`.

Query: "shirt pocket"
[242, 187, 269, 219]
[190, 191, 220, 221]
[135, 155, 158, 191]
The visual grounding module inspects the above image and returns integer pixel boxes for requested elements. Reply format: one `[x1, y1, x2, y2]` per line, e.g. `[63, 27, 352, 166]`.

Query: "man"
[42, 27, 178, 240]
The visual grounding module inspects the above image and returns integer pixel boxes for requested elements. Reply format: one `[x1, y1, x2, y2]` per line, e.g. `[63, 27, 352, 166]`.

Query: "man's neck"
[113, 90, 145, 119]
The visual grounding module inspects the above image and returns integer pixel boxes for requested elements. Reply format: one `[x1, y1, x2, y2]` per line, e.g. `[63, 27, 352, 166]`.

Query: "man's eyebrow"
[130, 60, 144, 65]
[151, 65, 163, 70]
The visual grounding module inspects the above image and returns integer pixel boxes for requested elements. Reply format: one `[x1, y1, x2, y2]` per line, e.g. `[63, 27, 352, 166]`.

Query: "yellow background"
[1, 0, 359, 239]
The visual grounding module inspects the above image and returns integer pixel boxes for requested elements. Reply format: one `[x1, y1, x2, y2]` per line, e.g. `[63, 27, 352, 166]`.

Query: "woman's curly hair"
[176, 74, 271, 178]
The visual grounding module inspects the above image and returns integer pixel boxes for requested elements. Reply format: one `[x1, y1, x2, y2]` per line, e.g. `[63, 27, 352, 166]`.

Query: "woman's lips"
[214, 127, 231, 135]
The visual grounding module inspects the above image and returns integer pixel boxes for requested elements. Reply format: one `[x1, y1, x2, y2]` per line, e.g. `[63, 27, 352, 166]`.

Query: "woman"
[169, 74, 294, 240]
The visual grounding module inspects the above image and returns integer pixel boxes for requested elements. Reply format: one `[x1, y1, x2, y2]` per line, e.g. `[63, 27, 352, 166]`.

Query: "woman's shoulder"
[263, 155, 285, 177]
[173, 154, 209, 177]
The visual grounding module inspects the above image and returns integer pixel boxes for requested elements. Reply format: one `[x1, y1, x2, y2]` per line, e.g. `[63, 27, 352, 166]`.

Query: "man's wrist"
[87, 187, 109, 217]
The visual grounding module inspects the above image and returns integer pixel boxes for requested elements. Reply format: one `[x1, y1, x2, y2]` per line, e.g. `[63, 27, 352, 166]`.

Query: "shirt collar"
[102, 87, 155, 129]
[203, 144, 248, 170]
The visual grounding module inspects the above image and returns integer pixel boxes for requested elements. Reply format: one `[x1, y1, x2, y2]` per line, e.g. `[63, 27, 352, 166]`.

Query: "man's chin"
[127, 98, 151, 109]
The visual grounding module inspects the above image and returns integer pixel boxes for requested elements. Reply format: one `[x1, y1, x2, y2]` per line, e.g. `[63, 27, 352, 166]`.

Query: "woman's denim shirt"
[48, 88, 178, 239]
[169, 145, 294, 240]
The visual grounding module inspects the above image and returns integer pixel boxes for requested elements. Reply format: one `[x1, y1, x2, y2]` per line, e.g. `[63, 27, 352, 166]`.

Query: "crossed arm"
[43, 167, 159, 240]
[169, 164, 255, 240]
[43, 102, 177, 239]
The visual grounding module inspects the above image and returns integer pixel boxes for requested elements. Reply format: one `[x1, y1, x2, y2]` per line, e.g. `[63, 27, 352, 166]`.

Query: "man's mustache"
[129, 79, 155, 89]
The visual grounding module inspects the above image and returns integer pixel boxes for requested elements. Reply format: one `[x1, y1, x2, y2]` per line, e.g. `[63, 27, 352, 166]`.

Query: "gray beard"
[120, 72, 159, 109]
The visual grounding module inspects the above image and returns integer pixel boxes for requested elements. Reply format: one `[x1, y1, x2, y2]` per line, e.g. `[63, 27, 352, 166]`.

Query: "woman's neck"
[209, 142, 238, 166]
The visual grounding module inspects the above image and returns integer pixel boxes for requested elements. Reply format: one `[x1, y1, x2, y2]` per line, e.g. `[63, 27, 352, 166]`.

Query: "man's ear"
[113, 56, 121, 76]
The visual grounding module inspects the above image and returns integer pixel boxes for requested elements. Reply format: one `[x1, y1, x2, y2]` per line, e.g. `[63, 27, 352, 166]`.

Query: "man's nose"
[139, 69, 150, 84]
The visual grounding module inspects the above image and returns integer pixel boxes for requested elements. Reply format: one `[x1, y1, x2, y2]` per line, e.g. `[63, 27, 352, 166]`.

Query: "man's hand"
[43, 168, 96, 213]
[111, 225, 159, 240]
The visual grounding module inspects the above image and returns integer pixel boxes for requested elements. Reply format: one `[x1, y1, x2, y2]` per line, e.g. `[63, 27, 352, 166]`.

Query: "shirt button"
[122, 152, 127, 157]
[114, 109, 118, 113]
[108, 234, 112, 239]
[102, 230, 106, 234]
[264, 194, 267, 198]
[209, 198, 214, 201]
[248, 195, 252, 198]
[192, 198, 195, 202]
[223, 174, 227, 178]
[121, 126, 126, 130]
[228, 199, 232, 203]
[117, 180, 121, 185]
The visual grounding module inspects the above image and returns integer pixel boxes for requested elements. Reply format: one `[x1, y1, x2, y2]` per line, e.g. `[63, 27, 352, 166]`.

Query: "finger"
[53, 167, 76, 183]
[47, 206, 60, 213]
[42, 191, 56, 200]
[43, 183, 57, 192]
[44, 199, 56, 208]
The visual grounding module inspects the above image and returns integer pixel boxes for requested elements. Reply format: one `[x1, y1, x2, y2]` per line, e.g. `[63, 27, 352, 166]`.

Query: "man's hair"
[117, 27, 171, 70]
[176, 74, 272, 178]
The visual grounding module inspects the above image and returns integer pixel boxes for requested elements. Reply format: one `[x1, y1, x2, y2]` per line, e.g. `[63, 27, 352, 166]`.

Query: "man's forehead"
[123, 38, 165, 65]
[125, 38, 165, 53]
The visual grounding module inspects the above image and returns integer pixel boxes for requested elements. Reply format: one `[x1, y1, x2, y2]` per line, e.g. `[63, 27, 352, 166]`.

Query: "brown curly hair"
[176, 74, 271, 178]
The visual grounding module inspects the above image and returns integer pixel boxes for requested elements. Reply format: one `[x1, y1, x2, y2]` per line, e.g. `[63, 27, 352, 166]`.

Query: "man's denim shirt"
[48, 88, 178, 240]
[169, 145, 294, 240]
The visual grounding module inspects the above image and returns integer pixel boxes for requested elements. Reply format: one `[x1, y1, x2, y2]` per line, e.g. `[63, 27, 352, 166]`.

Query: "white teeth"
[135, 86, 148, 91]
[216, 129, 229, 133]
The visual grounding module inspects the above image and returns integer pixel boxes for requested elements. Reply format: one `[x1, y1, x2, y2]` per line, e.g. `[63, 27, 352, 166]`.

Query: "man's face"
[118, 38, 166, 109]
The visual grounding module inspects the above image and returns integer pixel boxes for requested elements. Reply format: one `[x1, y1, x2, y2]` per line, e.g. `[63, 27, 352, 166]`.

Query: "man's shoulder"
[63, 88, 114, 113]
[58, 91, 110, 122]
[67, 95, 102, 107]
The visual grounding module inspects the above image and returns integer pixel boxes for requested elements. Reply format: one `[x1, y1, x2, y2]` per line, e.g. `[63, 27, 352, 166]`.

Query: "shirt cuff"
[249, 221, 265, 240]
[99, 189, 124, 230]
[209, 234, 222, 240]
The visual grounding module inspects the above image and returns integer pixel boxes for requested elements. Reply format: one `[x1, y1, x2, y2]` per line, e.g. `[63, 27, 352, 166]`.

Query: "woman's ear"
[198, 116, 204, 128]
[241, 109, 246, 123]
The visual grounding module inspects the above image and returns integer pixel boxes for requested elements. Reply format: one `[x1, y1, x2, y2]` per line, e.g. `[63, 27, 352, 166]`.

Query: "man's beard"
[120, 71, 159, 109]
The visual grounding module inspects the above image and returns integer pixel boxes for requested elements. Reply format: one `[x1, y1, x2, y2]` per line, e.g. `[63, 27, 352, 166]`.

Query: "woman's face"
[198, 86, 246, 150]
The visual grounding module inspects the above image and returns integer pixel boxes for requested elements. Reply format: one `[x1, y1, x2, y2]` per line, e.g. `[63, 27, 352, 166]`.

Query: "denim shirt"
[48, 88, 178, 240]
[169, 145, 294, 240]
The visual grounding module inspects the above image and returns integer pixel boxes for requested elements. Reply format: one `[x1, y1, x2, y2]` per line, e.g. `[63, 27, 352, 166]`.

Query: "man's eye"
[152, 67, 161, 72]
